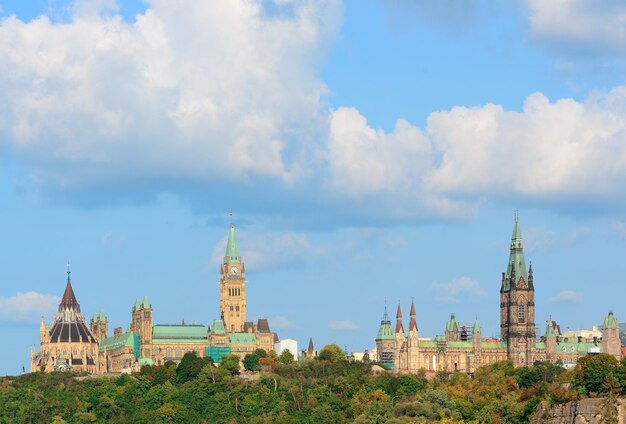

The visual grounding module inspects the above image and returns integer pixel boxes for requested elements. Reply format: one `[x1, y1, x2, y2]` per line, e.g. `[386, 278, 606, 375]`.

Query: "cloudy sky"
[2, 0, 626, 375]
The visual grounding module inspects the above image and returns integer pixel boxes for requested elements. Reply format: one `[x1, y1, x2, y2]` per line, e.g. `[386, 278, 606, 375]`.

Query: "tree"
[221, 354, 241, 375]
[572, 354, 620, 395]
[278, 349, 294, 365]
[176, 351, 213, 383]
[318, 344, 345, 362]
[243, 353, 261, 372]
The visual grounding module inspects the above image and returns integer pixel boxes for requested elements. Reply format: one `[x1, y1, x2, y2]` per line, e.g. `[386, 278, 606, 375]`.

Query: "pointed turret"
[395, 302, 404, 334]
[473, 318, 480, 334]
[134, 299, 141, 310]
[409, 299, 418, 332]
[225, 223, 240, 264]
[545, 320, 555, 338]
[376, 304, 394, 341]
[502, 215, 528, 292]
[59, 276, 80, 313]
[307, 337, 315, 355]
[142, 296, 150, 308]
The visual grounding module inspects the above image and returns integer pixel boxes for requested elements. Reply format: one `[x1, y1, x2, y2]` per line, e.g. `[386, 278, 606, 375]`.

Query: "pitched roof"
[256, 318, 271, 333]
[152, 324, 208, 340]
[503, 217, 528, 292]
[59, 279, 80, 313]
[225, 223, 240, 264]
[308, 337, 314, 353]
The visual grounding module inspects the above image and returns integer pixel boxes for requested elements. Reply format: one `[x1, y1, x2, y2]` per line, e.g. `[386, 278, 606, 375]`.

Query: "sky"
[1, 0, 626, 375]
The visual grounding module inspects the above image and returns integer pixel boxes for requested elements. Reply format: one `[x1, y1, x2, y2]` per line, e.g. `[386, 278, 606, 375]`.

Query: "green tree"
[572, 354, 620, 395]
[176, 351, 213, 383]
[243, 352, 261, 371]
[278, 349, 294, 365]
[318, 344, 345, 362]
[221, 354, 241, 375]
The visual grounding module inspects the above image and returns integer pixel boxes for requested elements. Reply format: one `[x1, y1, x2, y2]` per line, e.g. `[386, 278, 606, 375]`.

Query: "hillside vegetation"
[2, 347, 625, 424]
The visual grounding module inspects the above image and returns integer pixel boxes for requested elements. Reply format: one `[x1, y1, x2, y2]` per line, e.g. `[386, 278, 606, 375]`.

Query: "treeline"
[1, 347, 625, 423]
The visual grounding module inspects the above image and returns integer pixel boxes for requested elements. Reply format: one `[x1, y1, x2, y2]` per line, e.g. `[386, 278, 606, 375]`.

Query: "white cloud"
[271, 315, 296, 329]
[525, 0, 626, 54]
[329, 319, 357, 331]
[0, 292, 59, 322]
[211, 229, 311, 270]
[432, 277, 483, 303]
[612, 221, 626, 236]
[0, 0, 341, 189]
[328, 107, 432, 197]
[549, 290, 583, 303]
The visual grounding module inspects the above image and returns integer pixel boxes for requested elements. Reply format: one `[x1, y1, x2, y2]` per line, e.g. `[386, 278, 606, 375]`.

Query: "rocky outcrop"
[532, 398, 626, 424]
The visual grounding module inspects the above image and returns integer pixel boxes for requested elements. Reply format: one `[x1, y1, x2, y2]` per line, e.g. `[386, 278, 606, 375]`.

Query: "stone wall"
[532, 398, 626, 424]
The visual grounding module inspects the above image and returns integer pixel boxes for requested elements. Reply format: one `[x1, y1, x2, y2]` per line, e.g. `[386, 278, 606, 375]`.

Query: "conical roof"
[473, 319, 480, 334]
[142, 296, 150, 308]
[225, 223, 240, 264]
[59, 278, 80, 313]
[308, 337, 315, 353]
[410, 299, 416, 316]
[503, 216, 528, 292]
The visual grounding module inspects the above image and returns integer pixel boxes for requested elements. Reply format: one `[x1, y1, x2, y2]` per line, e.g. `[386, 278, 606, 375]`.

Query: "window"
[518, 304, 526, 323]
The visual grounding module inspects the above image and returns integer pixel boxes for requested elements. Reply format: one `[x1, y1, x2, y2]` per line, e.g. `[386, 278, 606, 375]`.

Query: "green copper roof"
[99, 309, 106, 320]
[546, 321, 556, 338]
[210, 319, 226, 334]
[480, 341, 508, 349]
[99, 331, 137, 352]
[142, 296, 150, 308]
[446, 314, 457, 332]
[92, 312, 97, 321]
[376, 321, 394, 340]
[230, 333, 256, 345]
[446, 341, 473, 348]
[604, 311, 618, 329]
[134, 299, 141, 310]
[536, 342, 546, 350]
[225, 224, 240, 264]
[473, 319, 480, 334]
[152, 325, 208, 340]
[503, 217, 528, 292]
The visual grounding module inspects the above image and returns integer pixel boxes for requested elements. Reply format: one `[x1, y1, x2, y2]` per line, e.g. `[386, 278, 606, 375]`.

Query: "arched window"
[166, 347, 172, 358]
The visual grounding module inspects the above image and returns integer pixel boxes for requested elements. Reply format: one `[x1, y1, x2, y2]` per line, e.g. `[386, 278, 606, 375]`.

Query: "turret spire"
[395, 302, 404, 334]
[225, 223, 240, 264]
[502, 214, 528, 292]
[409, 298, 418, 332]
[59, 265, 80, 313]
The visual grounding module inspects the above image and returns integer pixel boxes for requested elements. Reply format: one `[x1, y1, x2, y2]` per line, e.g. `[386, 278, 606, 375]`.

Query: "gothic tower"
[500, 216, 536, 366]
[407, 299, 420, 371]
[394, 303, 406, 369]
[375, 304, 395, 367]
[131, 296, 153, 357]
[219, 223, 247, 332]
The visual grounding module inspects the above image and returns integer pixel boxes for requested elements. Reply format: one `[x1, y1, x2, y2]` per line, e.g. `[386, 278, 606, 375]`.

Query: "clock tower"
[219, 223, 247, 333]
[500, 215, 536, 366]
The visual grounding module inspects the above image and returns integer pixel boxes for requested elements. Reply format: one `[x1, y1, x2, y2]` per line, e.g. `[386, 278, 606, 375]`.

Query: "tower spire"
[225, 222, 240, 264]
[409, 298, 418, 332]
[59, 264, 80, 313]
[395, 302, 404, 334]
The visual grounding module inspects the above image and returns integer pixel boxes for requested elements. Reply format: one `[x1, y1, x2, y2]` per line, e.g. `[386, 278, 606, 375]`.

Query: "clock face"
[231, 267, 238, 275]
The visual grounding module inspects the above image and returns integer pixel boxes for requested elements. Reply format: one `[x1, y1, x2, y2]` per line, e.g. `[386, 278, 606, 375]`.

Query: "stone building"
[377, 217, 622, 373]
[32, 222, 278, 374]
[30, 270, 99, 373]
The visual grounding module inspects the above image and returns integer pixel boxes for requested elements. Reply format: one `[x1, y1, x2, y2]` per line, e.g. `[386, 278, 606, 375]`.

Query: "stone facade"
[32, 222, 278, 374]
[30, 271, 99, 373]
[377, 218, 622, 373]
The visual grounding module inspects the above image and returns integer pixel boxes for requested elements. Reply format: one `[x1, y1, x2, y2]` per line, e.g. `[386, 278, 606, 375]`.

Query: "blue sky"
[1, 0, 626, 375]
